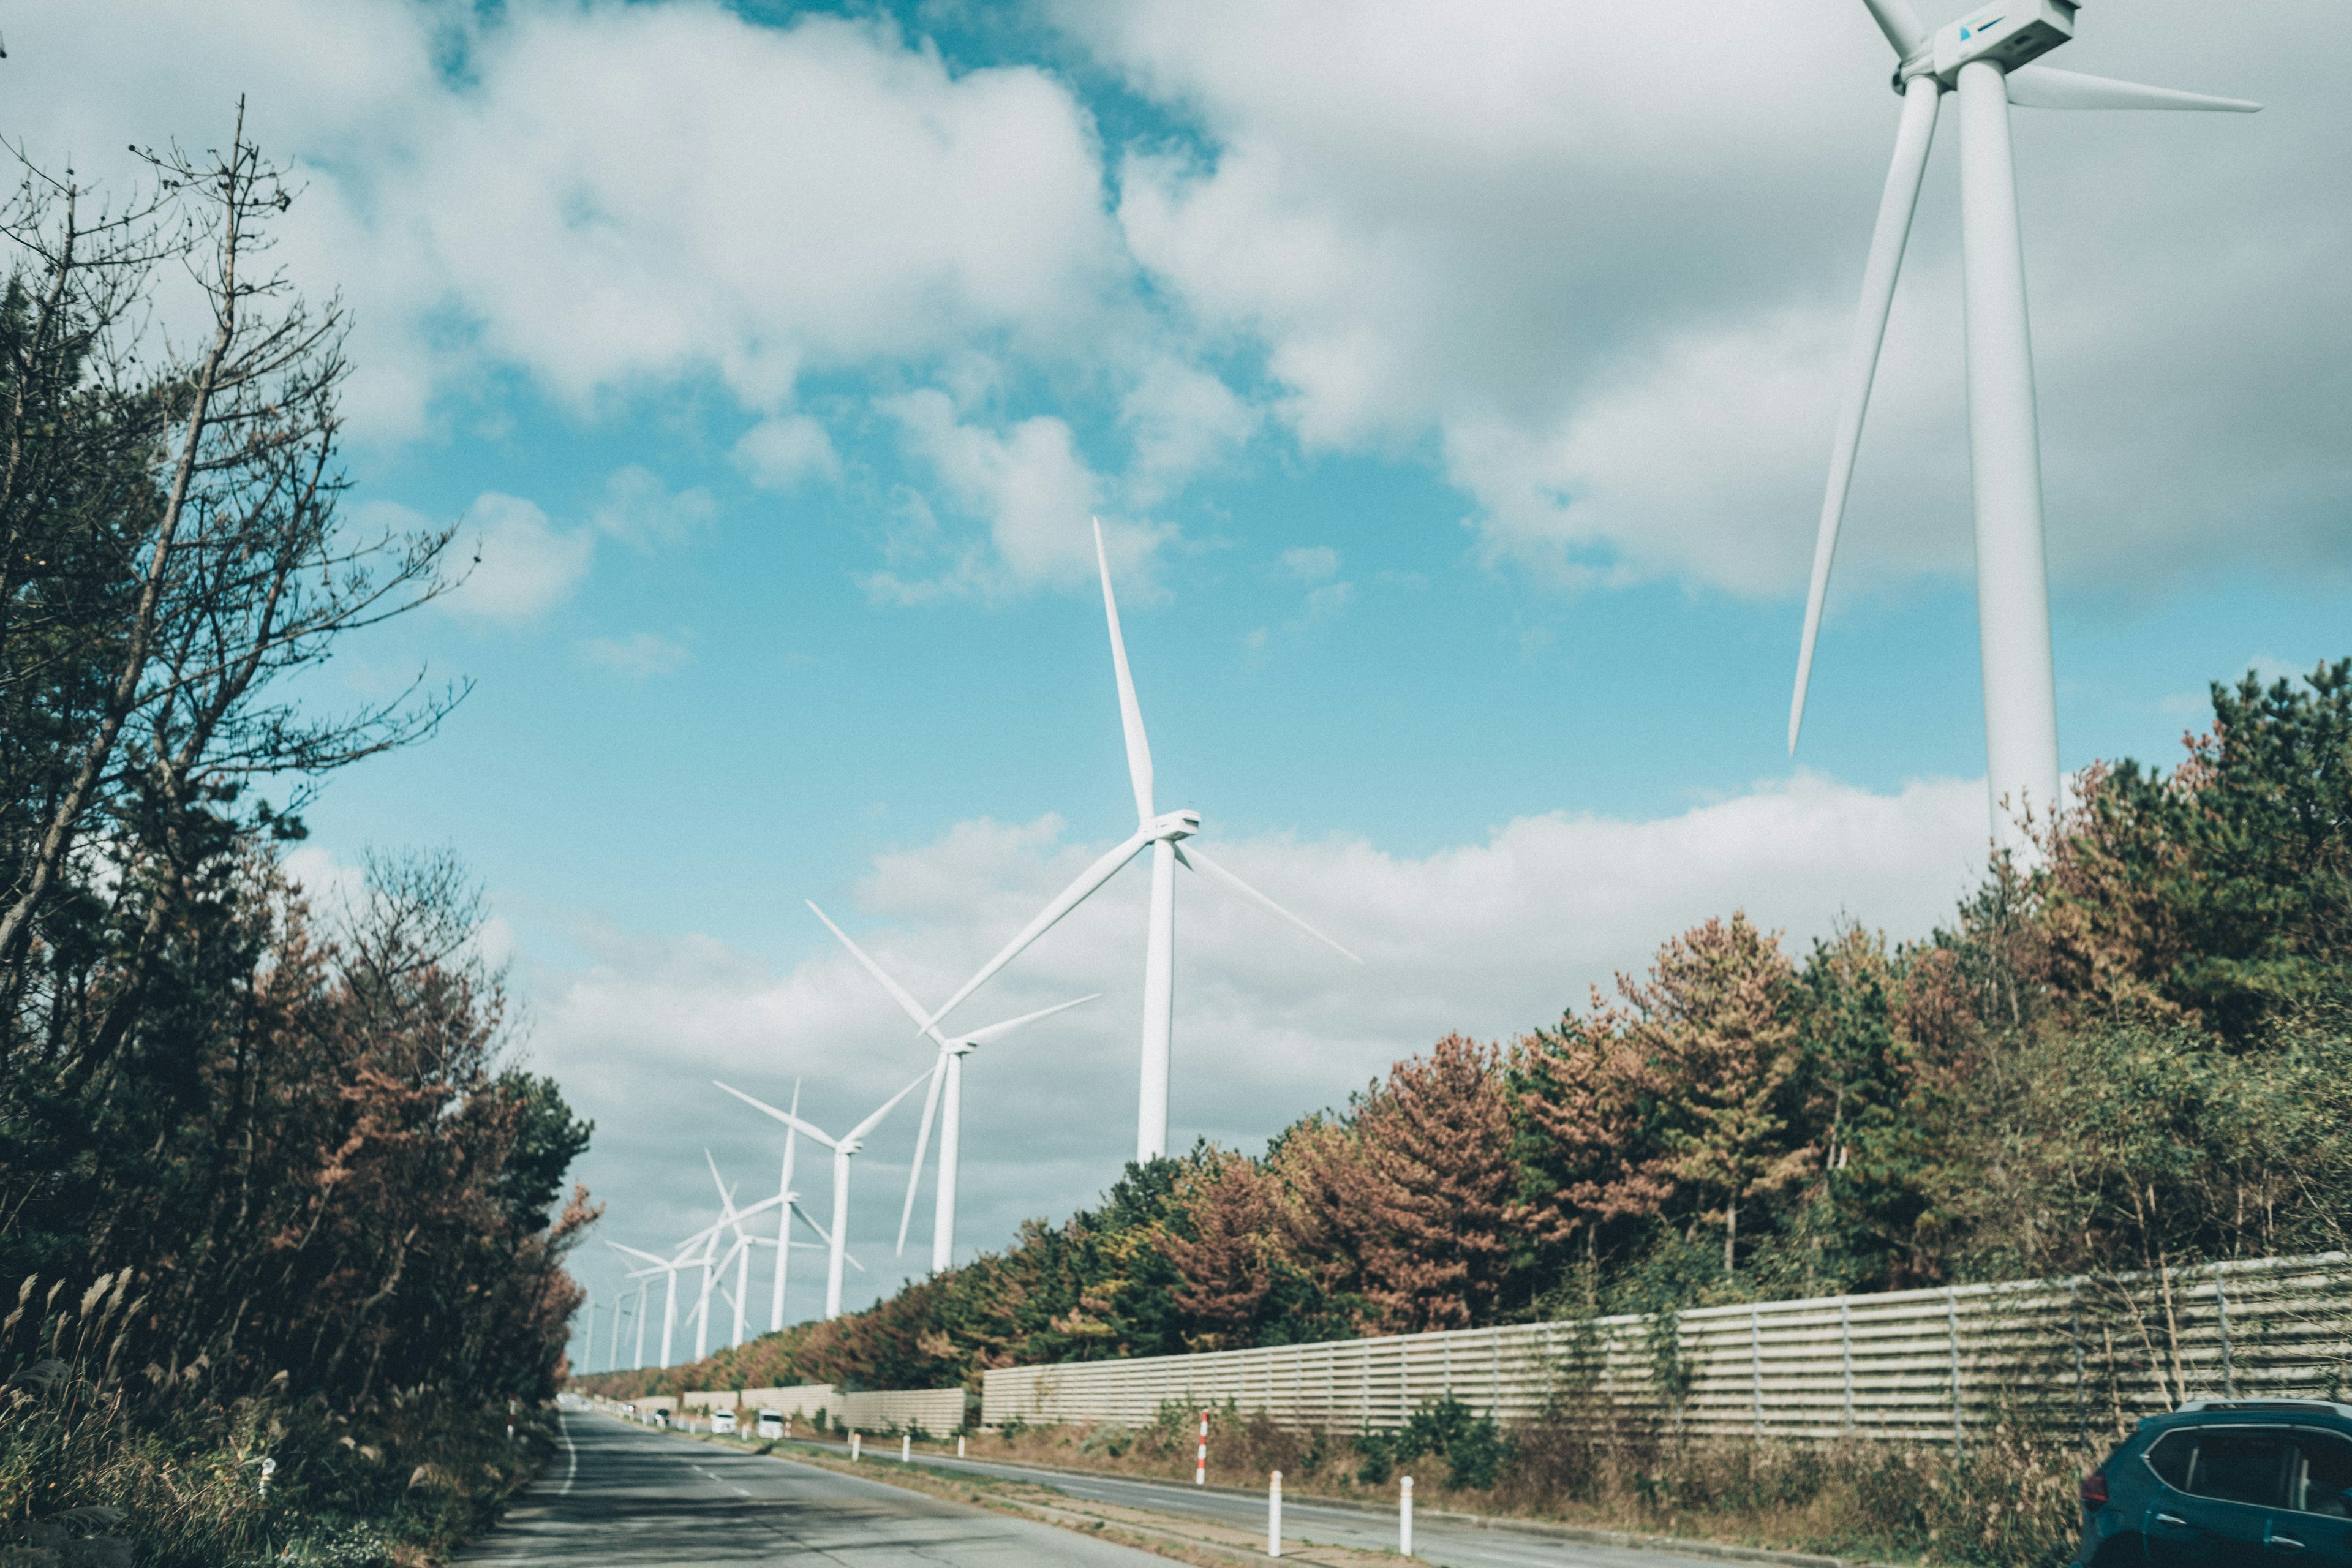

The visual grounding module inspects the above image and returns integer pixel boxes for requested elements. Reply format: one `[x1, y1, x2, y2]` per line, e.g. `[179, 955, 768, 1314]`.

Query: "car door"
[2272, 1430, 2352, 1566]
[2146, 1426, 2294, 1568]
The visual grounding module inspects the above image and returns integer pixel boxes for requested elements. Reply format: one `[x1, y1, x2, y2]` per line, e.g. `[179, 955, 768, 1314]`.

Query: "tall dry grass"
[0, 1273, 552, 1567]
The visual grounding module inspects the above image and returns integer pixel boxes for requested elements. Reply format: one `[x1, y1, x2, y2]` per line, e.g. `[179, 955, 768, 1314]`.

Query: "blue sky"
[17, 0, 2348, 1368]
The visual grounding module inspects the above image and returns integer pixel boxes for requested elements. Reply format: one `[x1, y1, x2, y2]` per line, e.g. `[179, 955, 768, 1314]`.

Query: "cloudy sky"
[17, 0, 2347, 1366]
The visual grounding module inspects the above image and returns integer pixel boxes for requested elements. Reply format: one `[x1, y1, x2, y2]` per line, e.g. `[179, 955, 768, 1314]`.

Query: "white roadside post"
[1400, 1474, 1414, 1556]
[901, 1434, 911, 1463]
[1268, 1470, 1283, 1558]
[850, 1431, 861, 1462]
[958, 1434, 967, 1458]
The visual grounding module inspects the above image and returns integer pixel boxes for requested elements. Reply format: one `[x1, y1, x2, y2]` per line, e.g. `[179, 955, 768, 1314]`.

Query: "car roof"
[2155, 1400, 2352, 1428]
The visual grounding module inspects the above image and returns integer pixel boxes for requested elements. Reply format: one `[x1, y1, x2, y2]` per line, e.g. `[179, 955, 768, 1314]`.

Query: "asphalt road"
[797, 1438, 1754, 1568]
[456, 1408, 1173, 1566]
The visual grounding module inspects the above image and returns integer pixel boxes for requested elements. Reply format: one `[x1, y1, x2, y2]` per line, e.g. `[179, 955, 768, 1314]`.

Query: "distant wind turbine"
[715, 1071, 928, 1319]
[609, 1191, 784, 1366]
[916, 519, 1363, 1162]
[807, 900, 1097, 1274]
[1788, 0, 2257, 853]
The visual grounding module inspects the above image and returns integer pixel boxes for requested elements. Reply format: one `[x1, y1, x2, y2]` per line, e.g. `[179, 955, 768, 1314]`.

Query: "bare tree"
[0, 104, 463, 1074]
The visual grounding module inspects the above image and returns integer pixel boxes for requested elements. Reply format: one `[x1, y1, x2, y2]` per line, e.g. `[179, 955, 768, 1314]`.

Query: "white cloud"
[541, 772, 1989, 1315]
[1119, 355, 1258, 502]
[576, 631, 693, 682]
[1280, 545, 1341, 583]
[10, 2, 1120, 437]
[429, 494, 595, 626]
[592, 466, 717, 551]
[1068, 0, 2352, 598]
[734, 415, 842, 492]
[870, 390, 1174, 603]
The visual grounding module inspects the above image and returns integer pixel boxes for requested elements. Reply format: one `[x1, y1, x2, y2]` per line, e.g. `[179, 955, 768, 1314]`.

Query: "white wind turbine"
[609, 1191, 784, 1366]
[916, 519, 1363, 1163]
[696, 1153, 773, 1351]
[807, 900, 1098, 1275]
[608, 1242, 683, 1368]
[1789, 0, 2256, 853]
[715, 1070, 928, 1320]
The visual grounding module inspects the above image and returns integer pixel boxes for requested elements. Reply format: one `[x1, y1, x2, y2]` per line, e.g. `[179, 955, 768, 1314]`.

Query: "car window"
[2291, 1431, 2352, 1518]
[2147, 1431, 2195, 1490]
[2188, 1430, 2293, 1508]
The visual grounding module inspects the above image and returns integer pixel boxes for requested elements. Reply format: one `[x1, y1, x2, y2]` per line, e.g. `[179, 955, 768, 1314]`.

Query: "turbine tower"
[918, 519, 1363, 1163]
[808, 900, 1097, 1274]
[1788, 0, 2256, 853]
[715, 1071, 926, 1319]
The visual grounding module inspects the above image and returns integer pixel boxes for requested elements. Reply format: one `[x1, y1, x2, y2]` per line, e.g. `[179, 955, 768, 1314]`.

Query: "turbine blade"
[897, 1054, 948, 1256]
[918, 826, 1154, 1034]
[962, 992, 1102, 1047]
[1094, 518, 1155, 827]
[2006, 65, 2260, 113]
[607, 1241, 668, 1266]
[704, 1149, 733, 1211]
[1859, 0, 1927, 57]
[789, 1199, 833, 1248]
[1792, 75, 1941, 756]
[714, 1080, 842, 1150]
[1186, 845, 1365, 964]
[847, 1067, 933, 1146]
[809, 900, 943, 1041]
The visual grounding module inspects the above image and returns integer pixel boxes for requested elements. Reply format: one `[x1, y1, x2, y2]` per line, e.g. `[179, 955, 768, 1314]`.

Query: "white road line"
[557, 1412, 578, 1496]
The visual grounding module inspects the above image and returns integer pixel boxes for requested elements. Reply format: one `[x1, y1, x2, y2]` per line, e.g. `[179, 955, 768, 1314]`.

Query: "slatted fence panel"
[980, 1253, 2352, 1443]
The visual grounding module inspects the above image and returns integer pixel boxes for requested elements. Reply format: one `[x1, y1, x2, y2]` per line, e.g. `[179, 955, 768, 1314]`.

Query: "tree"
[1344, 1035, 1520, 1332]
[0, 108, 459, 1080]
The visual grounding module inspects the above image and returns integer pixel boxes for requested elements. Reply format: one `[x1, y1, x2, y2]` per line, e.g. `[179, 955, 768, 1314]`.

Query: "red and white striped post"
[1194, 1410, 1208, 1485]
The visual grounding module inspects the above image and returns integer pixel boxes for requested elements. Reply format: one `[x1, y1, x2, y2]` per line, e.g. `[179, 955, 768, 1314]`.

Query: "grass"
[1, 1300, 552, 1568]
[876, 1403, 2085, 1568]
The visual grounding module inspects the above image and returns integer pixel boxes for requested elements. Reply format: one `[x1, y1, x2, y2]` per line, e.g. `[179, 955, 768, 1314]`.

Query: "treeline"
[0, 123, 591, 1562]
[589, 660, 2352, 1402]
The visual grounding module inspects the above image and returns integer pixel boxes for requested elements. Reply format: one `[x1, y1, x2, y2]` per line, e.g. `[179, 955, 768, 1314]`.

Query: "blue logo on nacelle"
[1960, 12, 2004, 39]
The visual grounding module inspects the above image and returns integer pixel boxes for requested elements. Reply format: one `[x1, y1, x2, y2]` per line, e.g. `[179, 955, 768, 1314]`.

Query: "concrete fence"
[981, 1252, 2352, 1446]
[669, 1382, 963, 1434]
[839, 1387, 967, 1436]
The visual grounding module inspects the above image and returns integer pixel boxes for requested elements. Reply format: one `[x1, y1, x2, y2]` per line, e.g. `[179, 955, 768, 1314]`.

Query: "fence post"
[1840, 1298, 1854, 1433]
[1947, 1286, 1965, 1453]
[1751, 1305, 1763, 1441]
[1268, 1470, 1283, 1558]
[1400, 1474, 1415, 1557]
[2215, 1267, 2235, 1399]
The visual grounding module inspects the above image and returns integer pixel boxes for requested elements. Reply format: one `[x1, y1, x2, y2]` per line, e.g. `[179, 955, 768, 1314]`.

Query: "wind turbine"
[609, 1241, 683, 1367]
[699, 1153, 769, 1351]
[916, 519, 1363, 1163]
[807, 900, 1098, 1274]
[609, 1192, 784, 1366]
[1788, 0, 2257, 854]
[715, 1071, 928, 1319]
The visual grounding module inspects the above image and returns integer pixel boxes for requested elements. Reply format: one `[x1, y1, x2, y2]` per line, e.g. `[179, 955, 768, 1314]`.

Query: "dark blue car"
[2078, 1400, 2352, 1566]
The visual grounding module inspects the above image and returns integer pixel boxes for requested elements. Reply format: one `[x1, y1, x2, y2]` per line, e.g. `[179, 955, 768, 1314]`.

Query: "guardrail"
[981, 1253, 2352, 1444]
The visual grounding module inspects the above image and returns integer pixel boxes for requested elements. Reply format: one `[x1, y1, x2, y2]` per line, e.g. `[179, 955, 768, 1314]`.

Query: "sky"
[13, 0, 2349, 1372]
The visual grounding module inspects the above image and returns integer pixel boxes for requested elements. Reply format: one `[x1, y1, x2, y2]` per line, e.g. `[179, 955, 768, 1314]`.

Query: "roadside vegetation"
[585, 658, 2352, 1568]
[0, 116, 593, 1563]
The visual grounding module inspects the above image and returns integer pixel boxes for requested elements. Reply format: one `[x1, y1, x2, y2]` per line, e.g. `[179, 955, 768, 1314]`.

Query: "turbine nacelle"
[1922, 1, 2076, 85]
[1149, 809, 1201, 843]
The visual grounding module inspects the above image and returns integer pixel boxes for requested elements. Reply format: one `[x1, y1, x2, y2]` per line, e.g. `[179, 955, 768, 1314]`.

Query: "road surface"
[458, 1408, 1173, 1566]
